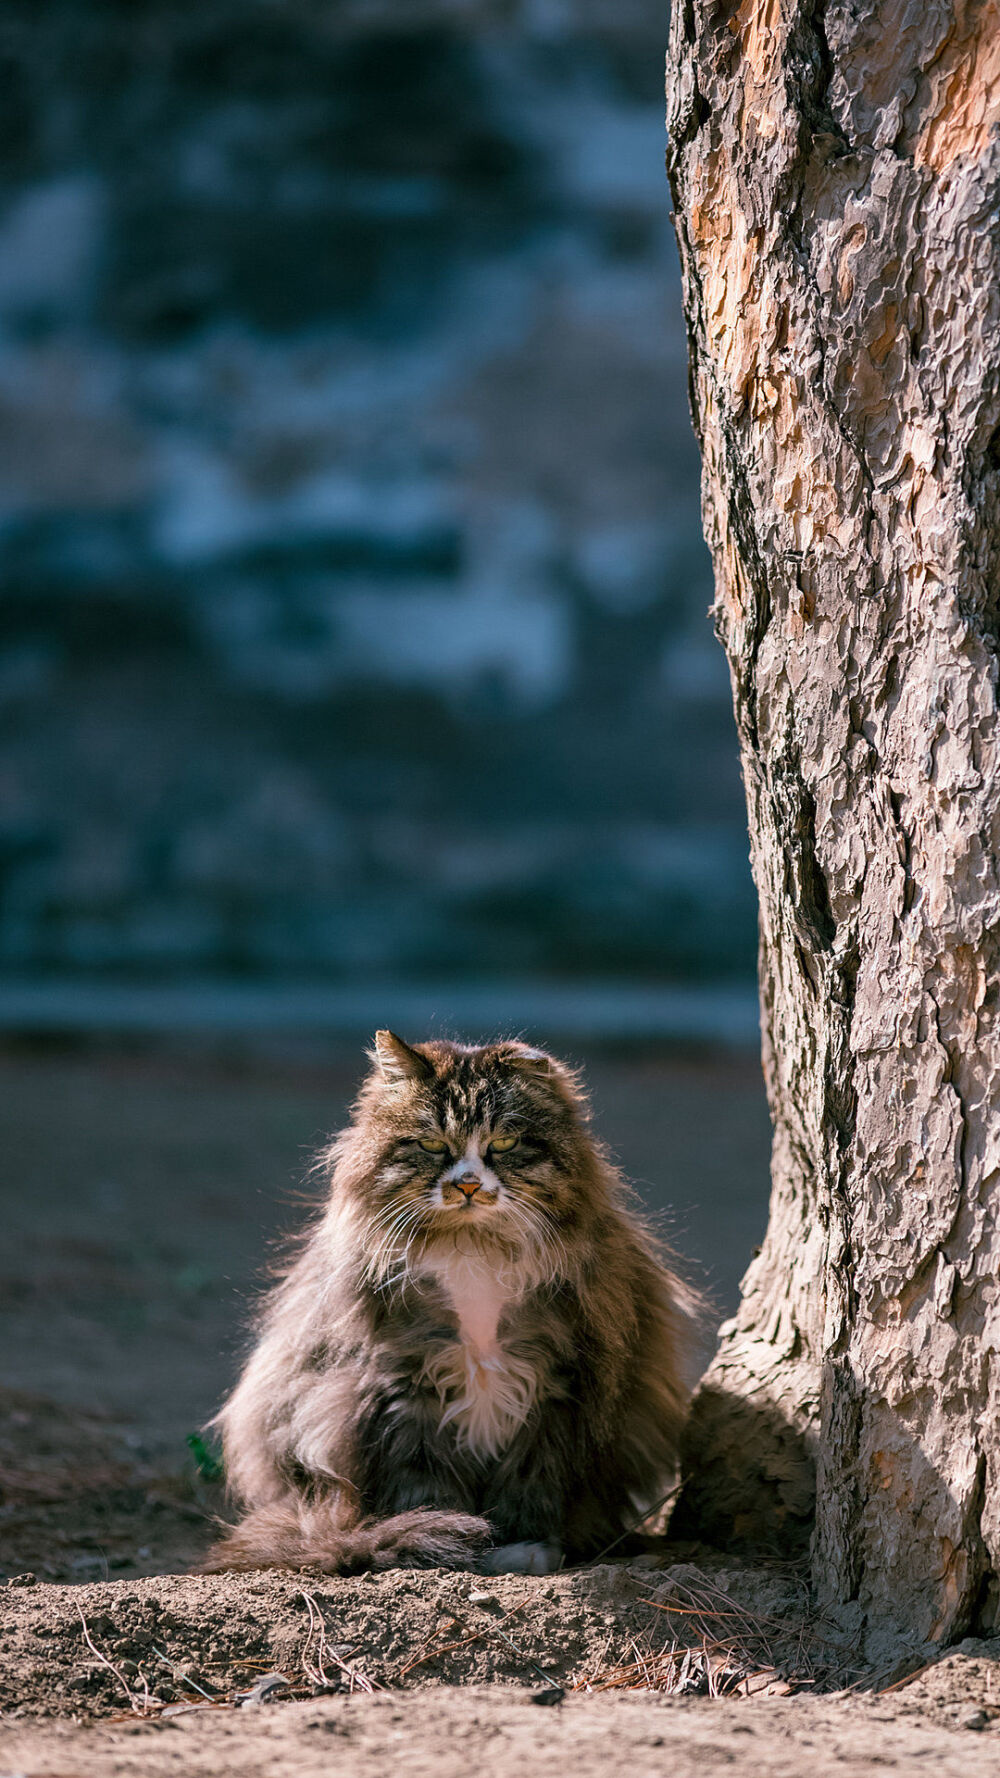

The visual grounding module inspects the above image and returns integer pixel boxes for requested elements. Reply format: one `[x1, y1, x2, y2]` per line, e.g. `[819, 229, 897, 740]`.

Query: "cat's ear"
[371, 1030, 433, 1084]
[497, 1041, 558, 1074]
[497, 1041, 584, 1099]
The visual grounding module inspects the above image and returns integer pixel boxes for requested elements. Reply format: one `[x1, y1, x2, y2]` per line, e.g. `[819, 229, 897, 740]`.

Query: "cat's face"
[344, 1032, 593, 1257]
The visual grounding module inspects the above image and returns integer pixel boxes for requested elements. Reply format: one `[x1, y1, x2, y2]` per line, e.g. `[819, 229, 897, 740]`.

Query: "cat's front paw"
[481, 1539, 563, 1575]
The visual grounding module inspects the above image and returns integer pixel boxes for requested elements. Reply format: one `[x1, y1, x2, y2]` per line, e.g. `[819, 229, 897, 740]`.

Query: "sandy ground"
[3, 1562, 1000, 1772]
[6, 1685, 1000, 1778]
[6, 1042, 1000, 1772]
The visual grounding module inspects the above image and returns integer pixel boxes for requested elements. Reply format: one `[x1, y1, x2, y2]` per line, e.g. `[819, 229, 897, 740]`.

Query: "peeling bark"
[667, 0, 1000, 1644]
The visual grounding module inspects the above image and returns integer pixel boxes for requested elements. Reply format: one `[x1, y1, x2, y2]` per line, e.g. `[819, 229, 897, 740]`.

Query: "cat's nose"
[457, 1175, 481, 1197]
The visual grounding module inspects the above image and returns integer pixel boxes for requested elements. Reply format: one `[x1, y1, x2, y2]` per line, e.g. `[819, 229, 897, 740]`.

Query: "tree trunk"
[666, 0, 1000, 1648]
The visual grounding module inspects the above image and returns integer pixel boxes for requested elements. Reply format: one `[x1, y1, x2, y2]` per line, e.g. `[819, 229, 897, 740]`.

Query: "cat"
[203, 1031, 693, 1576]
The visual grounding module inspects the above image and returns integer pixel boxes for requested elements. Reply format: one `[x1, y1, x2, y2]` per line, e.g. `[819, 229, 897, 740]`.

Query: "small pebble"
[176, 1664, 221, 1698]
[530, 1685, 565, 1706]
[467, 1590, 495, 1607]
[960, 1708, 988, 1731]
[237, 1672, 291, 1708]
[6, 1573, 37, 1588]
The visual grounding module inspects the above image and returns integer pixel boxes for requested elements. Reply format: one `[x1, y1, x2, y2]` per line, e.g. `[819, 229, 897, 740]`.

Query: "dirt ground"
[6, 1684, 1000, 1778]
[6, 1041, 1000, 1773]
[3, 1566, 1000, 1773]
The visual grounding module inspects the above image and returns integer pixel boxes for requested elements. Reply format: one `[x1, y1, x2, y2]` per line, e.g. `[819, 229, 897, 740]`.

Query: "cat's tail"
[199, 1501, 493, 1575]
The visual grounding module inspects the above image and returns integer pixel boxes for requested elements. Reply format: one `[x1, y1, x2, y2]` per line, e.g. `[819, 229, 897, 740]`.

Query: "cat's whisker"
[364, 1201, 430, 1301]
[365, 1200, 425, 1239]
[503, 1190, 559, 1251]
[366, 1195, 427, 1236]
[366, 1233, 422, 1286]
[363, 1203, 429, 1288]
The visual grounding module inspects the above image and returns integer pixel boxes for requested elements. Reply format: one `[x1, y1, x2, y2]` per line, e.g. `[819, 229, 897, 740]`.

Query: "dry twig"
[77, 1606, 155, 1716]
[298, 1589, 382, 1693]
[572, 1571, 841, 1699]
[400, 1630, 487, 1678]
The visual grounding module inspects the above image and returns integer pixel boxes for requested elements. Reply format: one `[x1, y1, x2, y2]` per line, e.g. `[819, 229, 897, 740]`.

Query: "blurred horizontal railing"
[0, 978, 759, 1049]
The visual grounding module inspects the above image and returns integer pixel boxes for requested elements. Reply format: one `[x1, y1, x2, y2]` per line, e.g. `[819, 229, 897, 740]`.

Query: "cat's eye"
[418, 1136, 448, 1153]
[489, 1133, 519, 1152]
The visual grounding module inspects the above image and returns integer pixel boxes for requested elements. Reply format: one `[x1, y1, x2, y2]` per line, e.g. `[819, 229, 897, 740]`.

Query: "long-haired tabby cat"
[204, 1032, 692, 1576]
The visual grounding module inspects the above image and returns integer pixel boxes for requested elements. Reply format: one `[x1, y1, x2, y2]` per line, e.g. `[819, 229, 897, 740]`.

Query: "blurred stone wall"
[0, 0, 755, 984]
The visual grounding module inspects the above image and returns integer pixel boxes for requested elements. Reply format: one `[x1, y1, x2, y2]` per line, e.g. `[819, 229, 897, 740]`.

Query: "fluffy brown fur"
[203, 1033, 694, 1576]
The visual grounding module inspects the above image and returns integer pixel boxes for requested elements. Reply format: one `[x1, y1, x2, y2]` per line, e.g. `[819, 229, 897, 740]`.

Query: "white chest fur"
[420, 1253, 537, 1459]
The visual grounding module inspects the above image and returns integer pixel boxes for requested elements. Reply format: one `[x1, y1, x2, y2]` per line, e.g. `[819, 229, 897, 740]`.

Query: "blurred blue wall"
[0, 0, 755, 988]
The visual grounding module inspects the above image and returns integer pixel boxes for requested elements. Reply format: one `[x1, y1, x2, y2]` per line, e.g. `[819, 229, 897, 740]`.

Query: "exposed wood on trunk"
[666, 0, 1000, 1646]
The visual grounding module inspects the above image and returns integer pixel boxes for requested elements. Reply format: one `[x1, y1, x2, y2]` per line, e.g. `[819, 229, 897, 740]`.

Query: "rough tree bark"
[666, 0, 1000, 1647]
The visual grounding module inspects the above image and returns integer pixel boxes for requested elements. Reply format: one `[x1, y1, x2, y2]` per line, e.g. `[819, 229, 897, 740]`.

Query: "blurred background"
[0, 0, 757, 1006]
[0, 0, 771, 1581]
